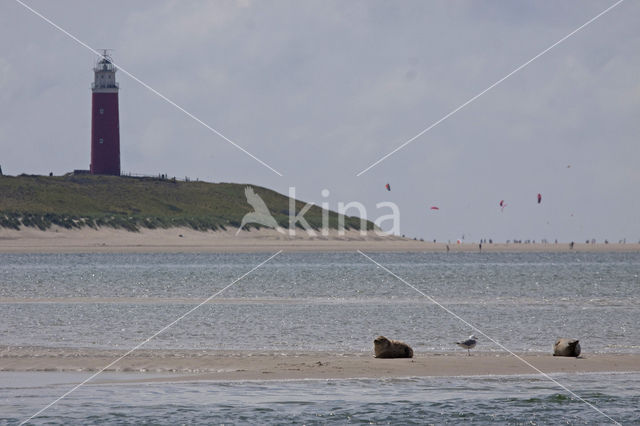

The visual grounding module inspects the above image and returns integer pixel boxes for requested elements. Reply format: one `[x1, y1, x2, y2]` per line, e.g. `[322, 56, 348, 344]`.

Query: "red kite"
[537, 193, 542, 204]
[430, 206, 439, 210]
[385, 183, 391, 191]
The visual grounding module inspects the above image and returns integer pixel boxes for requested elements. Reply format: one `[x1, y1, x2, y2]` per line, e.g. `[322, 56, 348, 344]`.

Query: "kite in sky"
[430, 206, 439, 210]
[385, 183, 391, 191]
[537, 193, 542, 204]
[499, 200, 507, 212]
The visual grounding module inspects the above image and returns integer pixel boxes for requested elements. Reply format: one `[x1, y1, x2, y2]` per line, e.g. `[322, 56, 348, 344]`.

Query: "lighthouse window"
[99, 138, 104, 144]
[99, 108, 104, 114]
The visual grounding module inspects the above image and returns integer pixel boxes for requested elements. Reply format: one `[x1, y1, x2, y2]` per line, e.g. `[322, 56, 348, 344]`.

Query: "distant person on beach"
[479, 243, 482, 252]
[446, 245, 450, 252]
[570, 242, 574, 249]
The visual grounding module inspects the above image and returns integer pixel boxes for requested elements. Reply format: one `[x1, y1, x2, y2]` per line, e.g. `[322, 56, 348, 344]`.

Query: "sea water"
[3, 372, 640, 424]
[1, 251, 639, 424]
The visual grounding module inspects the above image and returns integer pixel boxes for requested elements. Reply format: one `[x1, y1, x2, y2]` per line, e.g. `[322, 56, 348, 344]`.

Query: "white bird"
[236, 187, 285, 235]
[456, 335, 478, 356]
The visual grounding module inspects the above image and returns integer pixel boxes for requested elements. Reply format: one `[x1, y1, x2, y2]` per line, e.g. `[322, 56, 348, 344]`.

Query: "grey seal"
[553, 338, 581, 357]
[373, 336, 414, 358]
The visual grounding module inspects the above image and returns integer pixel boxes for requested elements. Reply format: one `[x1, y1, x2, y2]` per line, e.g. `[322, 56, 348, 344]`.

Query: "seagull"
[456, 335, 478, 356]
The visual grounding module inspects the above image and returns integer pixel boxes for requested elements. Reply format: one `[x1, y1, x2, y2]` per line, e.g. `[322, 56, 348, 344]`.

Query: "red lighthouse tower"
[90, 51, 120, 175]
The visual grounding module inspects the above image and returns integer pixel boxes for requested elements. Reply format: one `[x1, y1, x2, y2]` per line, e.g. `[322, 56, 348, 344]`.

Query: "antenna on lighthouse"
[98, 48, 114, 59]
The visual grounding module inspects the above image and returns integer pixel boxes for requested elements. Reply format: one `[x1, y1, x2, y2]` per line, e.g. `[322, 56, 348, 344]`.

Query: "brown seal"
[553, 338, 581, 357]
[373, 336, 414, 358]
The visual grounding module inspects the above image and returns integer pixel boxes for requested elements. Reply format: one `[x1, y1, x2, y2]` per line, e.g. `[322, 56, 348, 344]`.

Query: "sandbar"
[2, 347, 638, 382]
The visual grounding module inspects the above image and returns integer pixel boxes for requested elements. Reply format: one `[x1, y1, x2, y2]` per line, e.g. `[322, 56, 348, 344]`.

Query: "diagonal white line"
[356, 0, 625, 176]
[20, 250, 283, 425]
[357, 250, 620, 425]
[13, 0, 283, 177]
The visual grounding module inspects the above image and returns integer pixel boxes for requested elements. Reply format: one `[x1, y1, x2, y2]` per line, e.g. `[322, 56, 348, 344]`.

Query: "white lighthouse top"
[92, 50, 118, 92]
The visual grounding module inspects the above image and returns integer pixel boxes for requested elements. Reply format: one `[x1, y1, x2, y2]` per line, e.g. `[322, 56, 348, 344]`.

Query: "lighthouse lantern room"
[90, 50, 120, 175]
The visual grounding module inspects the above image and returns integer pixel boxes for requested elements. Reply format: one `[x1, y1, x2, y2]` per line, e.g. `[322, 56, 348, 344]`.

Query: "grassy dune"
[0, 174, 372, 232]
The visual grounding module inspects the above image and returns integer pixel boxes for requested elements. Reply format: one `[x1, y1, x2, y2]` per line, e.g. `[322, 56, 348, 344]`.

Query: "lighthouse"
[90, 51, 120, 175]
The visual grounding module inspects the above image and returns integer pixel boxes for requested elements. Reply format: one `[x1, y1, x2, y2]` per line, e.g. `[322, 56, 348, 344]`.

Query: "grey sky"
[1, 0, 638, 242]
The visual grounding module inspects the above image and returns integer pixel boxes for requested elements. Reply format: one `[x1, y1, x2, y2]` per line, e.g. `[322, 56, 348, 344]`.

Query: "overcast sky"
[1, 0, 638, 242]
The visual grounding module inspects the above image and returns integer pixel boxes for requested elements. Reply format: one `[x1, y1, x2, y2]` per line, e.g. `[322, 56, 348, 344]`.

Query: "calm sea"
[1, 251, 639, 424]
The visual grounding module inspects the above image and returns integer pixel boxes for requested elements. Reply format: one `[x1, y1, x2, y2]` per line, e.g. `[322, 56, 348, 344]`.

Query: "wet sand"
[2, 347, 638, 382]
[0, 226, 637, 253]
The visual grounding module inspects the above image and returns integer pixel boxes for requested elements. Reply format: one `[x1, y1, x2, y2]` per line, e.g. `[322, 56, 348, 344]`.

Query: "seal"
[373, 336, 414, 358]
[553, 338, 581, 357]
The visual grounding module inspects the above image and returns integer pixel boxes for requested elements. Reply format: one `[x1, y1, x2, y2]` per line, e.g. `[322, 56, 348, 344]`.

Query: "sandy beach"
[2, 346, 639, 382]
[0, 226, 637, 253]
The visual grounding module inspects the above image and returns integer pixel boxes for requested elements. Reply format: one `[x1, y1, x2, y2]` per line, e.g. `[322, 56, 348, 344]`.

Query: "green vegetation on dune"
[0, 174, 373, 232]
